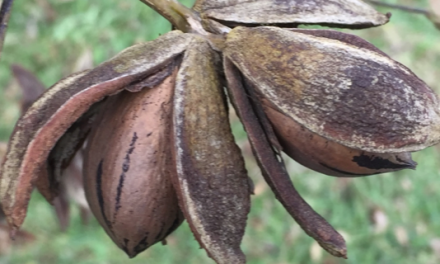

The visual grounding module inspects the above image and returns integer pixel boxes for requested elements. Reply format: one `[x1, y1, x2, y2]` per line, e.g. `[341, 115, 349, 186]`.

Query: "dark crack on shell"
[114, 132, 138, 219]
[96, 159, 112, 230]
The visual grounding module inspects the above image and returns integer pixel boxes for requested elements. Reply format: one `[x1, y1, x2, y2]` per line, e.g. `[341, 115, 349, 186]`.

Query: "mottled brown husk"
[194, 0, 389, 28]
[224, 26, 440, 154]
[37, 101, 102, 202]
[83, 72, 183, 258]
[172, 36, 250, 264]
[10, 64, 92, 231]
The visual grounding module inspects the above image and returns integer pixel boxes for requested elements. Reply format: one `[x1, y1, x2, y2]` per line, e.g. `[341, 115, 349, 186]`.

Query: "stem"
[0, 0, 14, 60]
[367, 0, 429, 16]
[138, 0, 199, 33]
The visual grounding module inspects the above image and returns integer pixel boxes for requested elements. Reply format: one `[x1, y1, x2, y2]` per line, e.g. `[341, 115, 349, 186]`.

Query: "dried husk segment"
[37, 101, 103, 203]
[224, 59, 347, 258]
[11, 65, 91, 230]
[224, 26, 440, 154]
[172, 36, 251, 264]
[194, 0, 389, 28]
[244, 53, 418, 177]
[0, 30, 193, 232]
[83, 70, 183, 258]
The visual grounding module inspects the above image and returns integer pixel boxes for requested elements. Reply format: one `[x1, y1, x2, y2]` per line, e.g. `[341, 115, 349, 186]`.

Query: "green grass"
[1, 0, 440, 263]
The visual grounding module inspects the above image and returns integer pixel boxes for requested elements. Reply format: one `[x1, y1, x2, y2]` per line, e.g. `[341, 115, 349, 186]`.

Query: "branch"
[367, 0, 429, 16]
[0, 0, 14, 60]
[138, 0, 197, 33]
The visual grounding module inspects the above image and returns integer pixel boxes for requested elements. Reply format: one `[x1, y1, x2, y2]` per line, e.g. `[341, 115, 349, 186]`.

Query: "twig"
[0, 0, 14, 60]
[138, 0, 196, 33]
[367, 0, 430, 16]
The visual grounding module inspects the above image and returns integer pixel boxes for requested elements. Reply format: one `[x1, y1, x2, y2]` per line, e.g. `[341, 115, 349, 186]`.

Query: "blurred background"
[1, 0, 440, 263]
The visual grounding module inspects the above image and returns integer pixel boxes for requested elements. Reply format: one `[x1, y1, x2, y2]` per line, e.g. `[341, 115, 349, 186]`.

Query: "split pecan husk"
[1, 0, 440, 263]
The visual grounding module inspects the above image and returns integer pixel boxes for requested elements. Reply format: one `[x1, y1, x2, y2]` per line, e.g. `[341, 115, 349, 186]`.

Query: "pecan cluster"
[1, 0, 439, 263]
